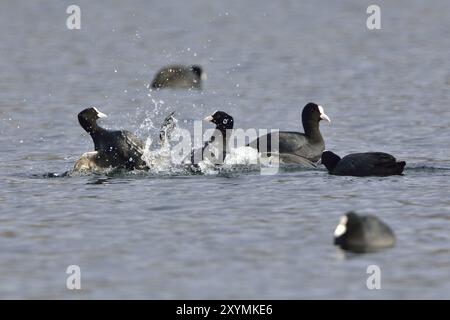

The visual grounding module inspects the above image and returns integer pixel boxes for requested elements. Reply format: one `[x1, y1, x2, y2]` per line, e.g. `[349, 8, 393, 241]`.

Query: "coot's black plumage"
[321, 151, 406, 177]
[190, 111, 234, 165]
[77, 107, 148, 170]
[151, 65, 205, 89]
[249, 102, 330, 163]
[334, 212, 396, 253]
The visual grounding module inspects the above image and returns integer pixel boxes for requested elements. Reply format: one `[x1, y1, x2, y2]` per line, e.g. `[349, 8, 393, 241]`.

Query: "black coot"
[151, 65, 205, 89]
[190, 111, 234, 165]
[321, 151, 406, 177]
[334, 212, 396, 253]
[77, 107, 148, 170]
[249, 102, 330, 162]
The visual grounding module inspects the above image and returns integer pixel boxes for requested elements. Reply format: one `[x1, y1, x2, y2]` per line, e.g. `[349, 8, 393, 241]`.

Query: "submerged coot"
[334, 212, 396, 253]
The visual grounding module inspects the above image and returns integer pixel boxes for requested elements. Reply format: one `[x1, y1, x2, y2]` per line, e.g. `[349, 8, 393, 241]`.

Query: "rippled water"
[1, 0, 450, 299]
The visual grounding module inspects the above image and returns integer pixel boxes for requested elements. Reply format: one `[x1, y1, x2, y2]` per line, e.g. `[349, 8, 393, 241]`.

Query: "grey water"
[0, 0, 450, 299]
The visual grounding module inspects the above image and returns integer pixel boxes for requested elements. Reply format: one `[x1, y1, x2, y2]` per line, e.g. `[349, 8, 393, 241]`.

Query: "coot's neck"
[79, 117, 104, 135]
[302, 118, 323, 142]
[217, 126, 230, 138]
[202, 126, 232, 162]
[322, 152, 341, 172]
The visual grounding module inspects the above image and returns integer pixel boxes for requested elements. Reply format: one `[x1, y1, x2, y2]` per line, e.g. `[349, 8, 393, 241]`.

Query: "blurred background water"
[0, 0, 449, 299]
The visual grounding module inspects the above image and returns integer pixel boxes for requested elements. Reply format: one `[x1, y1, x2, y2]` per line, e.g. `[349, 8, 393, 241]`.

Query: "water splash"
[54, 112, 327, 177]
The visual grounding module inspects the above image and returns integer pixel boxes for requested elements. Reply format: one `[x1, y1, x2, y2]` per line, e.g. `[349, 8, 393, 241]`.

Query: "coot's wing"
[358, 153, 397, 168]
[278, 153, 317, 168]
[339, 153, 402, 176]
[120, 130, 145, 152]
[361, 215, 396, 249]
[278, 132, 308, 154]
[249, 131, 307, 154]
[367, 152, 396, 162]
[120, 130, 150, 169]
[368, 153, 405, 175]
[151, 66, 184, 88]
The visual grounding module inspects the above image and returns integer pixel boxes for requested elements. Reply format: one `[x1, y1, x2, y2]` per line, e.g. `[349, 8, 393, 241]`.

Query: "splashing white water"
[224, 146, 259, 165]
[71, 110, 310, 176]
[141, 137, 172, 172]
[193, 146, 260, 175]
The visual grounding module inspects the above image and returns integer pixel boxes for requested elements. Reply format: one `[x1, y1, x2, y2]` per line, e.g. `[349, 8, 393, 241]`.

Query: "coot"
[77, 107, 148, 170]
[321, 151, 406, 177]
[249, 103, 330, 162]
[334, 212, 396, 253]
[190, 111, 234, 165]
[151, 65, 205, 89]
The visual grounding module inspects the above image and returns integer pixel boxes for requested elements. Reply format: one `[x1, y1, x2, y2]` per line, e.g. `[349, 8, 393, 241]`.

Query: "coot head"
[302, 102, 331, 124]
[204, 111, 234, 131]
[333, 211, 396, 252]
[78, 107, 107, 133]
[334, 212, 360, 246]
[321, 150, 341, 172]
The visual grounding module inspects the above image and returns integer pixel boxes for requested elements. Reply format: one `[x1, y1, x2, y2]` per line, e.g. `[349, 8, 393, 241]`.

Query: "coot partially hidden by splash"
[334, 212, 396, 253]
[321, 151, 406, 177]
[76, 107, 148, 170]
[248, 102, 330, 162]
[190, 111, 234, 165]
[151, 65, 205, 89]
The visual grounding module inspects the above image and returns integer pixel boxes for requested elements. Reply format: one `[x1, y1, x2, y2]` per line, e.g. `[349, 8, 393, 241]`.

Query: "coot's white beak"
[203, 115, 214, 122]
[94, 107, 107, 118]
[318, 105, 331, 123]
[334, 215, 348, 237]
[97, 111, 107, 118]
[201, 72, 208, 81]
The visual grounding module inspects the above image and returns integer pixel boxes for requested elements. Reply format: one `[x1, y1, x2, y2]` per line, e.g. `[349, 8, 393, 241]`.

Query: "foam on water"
[224, 146, 259, 166]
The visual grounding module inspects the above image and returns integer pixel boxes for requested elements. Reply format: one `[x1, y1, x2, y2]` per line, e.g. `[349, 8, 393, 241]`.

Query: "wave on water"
[404, 163, 450, 172]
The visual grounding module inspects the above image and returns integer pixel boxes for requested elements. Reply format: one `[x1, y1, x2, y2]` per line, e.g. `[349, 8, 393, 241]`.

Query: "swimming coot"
[77, 107, 148, 170]
[151, 65, 205, 89]
[321, 151, 406, 177]
[249, 103, 330, 162]
[334, 212, 396, 253]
